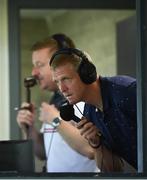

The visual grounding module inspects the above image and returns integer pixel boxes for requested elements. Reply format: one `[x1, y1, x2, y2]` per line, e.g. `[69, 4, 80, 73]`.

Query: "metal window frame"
[8, 0, 147, 176]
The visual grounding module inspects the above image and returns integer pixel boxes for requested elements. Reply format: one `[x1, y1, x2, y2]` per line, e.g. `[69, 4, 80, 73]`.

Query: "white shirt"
[41, 102, 99, 172]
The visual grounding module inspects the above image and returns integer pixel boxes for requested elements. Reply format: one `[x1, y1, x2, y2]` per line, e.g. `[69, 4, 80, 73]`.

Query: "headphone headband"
[50, 48, 97, 84]
[51, 33, 75, 49]
[50, 48, 88, 66]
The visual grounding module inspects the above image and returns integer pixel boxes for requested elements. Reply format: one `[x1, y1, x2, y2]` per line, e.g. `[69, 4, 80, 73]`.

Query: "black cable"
[101, 143, 104, 172]
[74, 104, 84, 117]
[42, 126, 56, 172]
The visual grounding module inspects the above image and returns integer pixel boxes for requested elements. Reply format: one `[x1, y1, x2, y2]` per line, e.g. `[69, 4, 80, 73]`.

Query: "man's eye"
[54, 80, 59, 85]
[35, 63, 44, 68]
[63, 78, 72, 83]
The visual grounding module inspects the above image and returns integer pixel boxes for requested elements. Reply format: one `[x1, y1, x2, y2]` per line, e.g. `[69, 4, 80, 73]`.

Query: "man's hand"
[76, 117, 101, 148]
[39, 102, 60, 124]
[16, 102, 35, 130]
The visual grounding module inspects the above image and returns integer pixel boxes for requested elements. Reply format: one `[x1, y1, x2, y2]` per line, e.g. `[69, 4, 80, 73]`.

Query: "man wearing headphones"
[49, 48, 137, 172]
[16, 34, 98, 172]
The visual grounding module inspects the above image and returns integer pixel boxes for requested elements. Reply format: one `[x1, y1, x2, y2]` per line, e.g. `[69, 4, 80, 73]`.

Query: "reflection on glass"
[20, 9, 136, 172]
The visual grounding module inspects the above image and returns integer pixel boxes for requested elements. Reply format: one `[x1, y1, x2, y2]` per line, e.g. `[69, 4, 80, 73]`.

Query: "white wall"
[0, 0, 10, 139]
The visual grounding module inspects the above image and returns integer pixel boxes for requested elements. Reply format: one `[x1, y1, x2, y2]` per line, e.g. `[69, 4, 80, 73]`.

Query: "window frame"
[8, 0, 147, 177]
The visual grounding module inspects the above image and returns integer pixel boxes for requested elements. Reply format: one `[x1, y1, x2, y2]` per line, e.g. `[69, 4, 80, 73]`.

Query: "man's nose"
[59, 83, 67, 93]
[32, 67, 39, 76]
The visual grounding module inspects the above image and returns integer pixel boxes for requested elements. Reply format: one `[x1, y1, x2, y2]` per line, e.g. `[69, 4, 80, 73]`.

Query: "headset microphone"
[60, 102, 81, 123]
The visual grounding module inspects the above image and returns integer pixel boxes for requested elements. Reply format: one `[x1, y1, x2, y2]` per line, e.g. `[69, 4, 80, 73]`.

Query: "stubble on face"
[51, 63, 86, 104]
[32, 47, 58, 92]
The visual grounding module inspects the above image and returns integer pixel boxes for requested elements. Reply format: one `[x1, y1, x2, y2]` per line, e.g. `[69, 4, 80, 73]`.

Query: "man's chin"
[67, 98, 77, 105]
[39, 83, 54, 91]
[39, 85, 46, 91]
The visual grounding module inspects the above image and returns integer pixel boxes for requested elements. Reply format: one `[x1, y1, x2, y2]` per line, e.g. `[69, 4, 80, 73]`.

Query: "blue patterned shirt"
[84, 76, 137, 169]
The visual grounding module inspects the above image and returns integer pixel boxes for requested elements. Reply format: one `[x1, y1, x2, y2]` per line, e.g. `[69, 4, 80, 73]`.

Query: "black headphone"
[50, 48, 97, 84]
[51, 33, 75, 49]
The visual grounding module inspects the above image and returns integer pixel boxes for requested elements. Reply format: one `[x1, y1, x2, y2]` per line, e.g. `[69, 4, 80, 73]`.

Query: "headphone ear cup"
[78, 59, 97, 84]
[49, 47, 97, 84]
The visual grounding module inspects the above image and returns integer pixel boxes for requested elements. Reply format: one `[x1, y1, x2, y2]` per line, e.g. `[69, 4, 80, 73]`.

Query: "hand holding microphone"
[16, 76, 37, 138]
[60, 102, 102, 147]
[60, 102, 81, 123]
[15, 102, 36, 131]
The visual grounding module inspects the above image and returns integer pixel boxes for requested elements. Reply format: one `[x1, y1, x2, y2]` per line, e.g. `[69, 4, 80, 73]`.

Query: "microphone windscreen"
[60, 102, 81, 122]
[60, 103, 74, 121]
[24, 76, 37, 88]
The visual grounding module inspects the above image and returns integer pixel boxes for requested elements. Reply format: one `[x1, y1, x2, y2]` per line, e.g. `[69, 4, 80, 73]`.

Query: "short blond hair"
[50, 53, 81, 71]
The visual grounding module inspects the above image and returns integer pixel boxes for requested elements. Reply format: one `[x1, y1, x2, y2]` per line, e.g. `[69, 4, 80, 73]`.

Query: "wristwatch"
[51, 117, 62, 128]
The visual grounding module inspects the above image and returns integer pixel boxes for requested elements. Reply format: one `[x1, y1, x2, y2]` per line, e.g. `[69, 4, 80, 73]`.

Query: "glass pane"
[20, 9, 136, 173]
